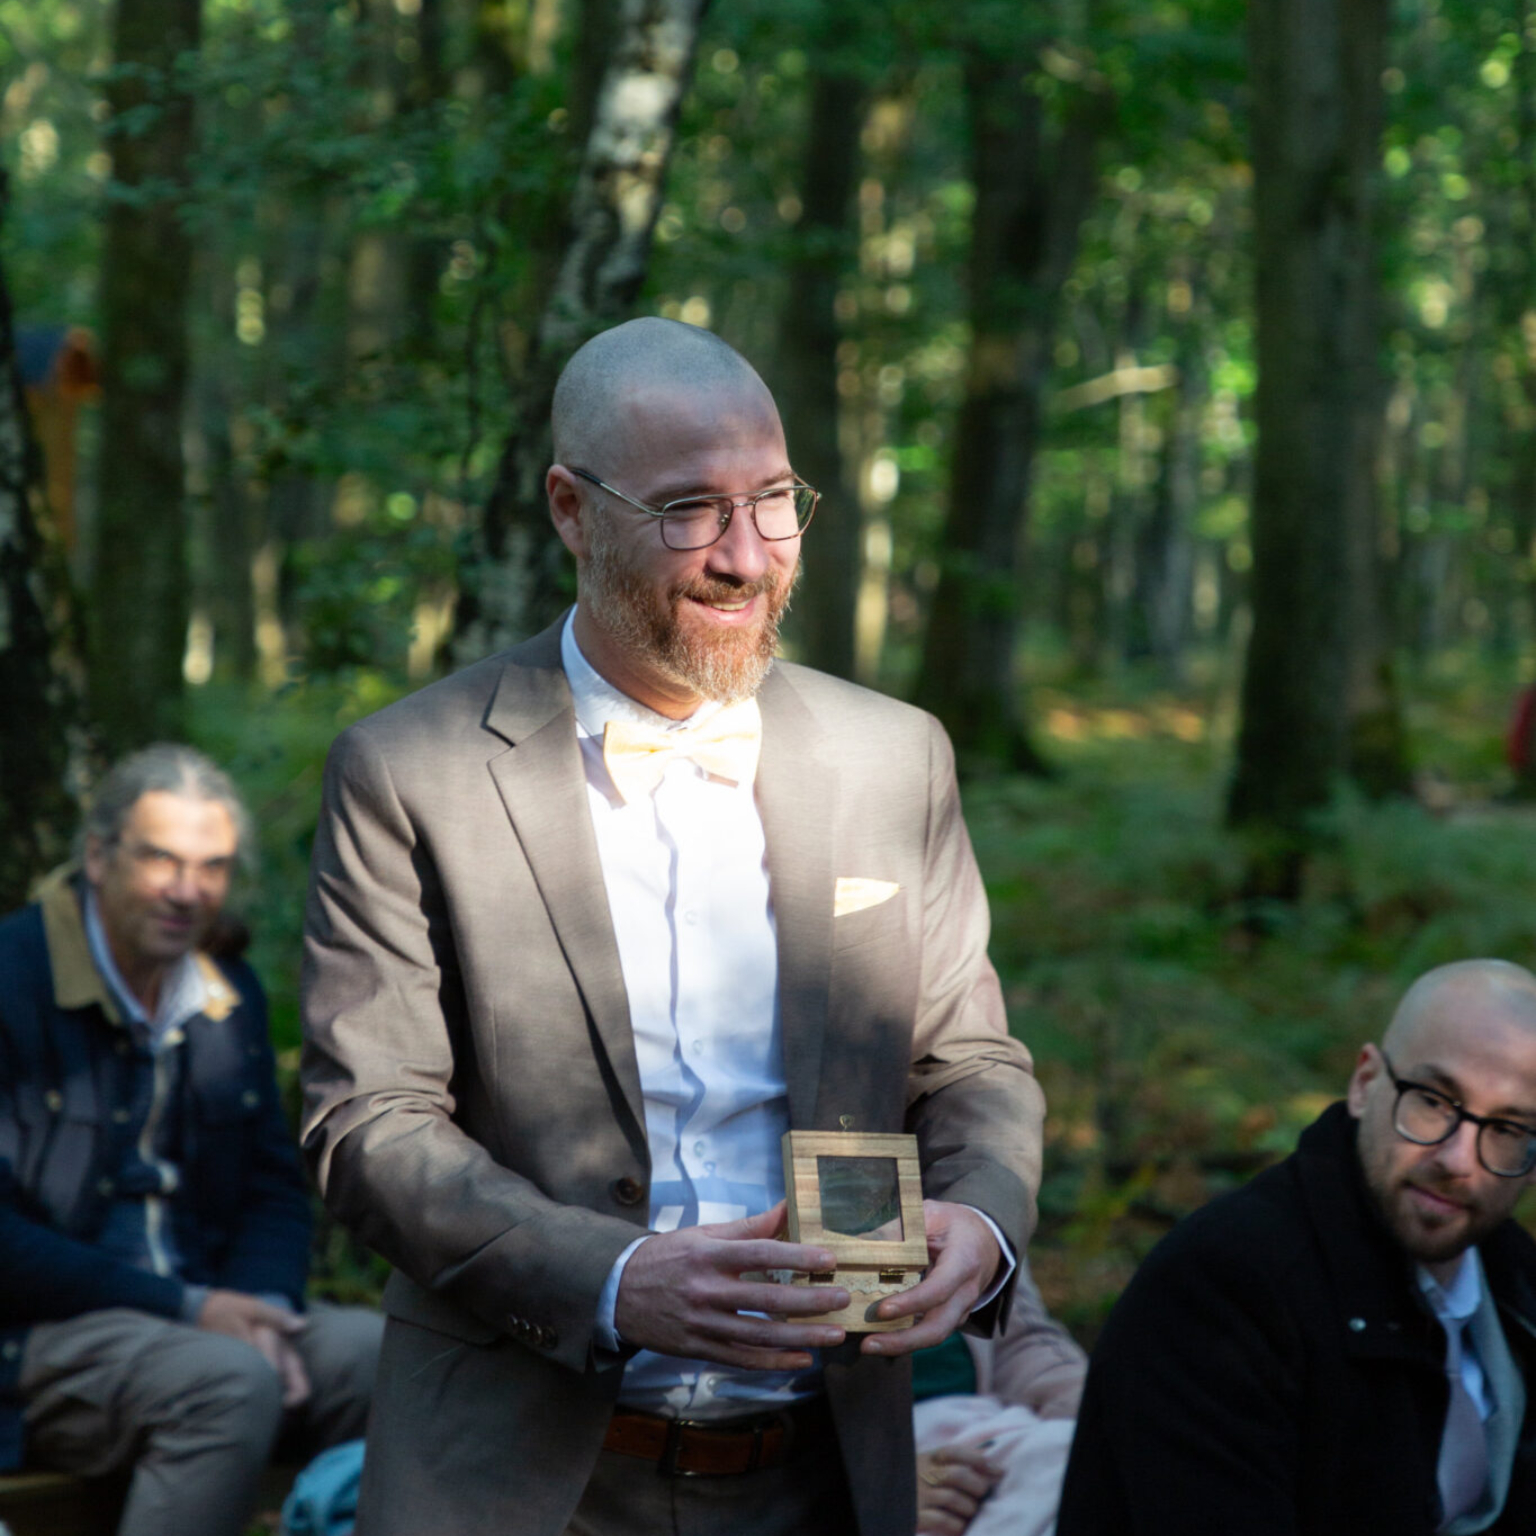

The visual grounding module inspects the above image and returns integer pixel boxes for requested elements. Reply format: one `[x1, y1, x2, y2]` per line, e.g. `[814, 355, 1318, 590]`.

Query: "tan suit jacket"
[300, 619, 1043, 1536]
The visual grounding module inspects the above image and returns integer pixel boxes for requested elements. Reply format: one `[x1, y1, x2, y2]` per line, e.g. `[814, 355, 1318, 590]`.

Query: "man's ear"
[1346, 1043, 1379, 1119]
[548, 466, 589, 560]
[82, 835, 107, 888]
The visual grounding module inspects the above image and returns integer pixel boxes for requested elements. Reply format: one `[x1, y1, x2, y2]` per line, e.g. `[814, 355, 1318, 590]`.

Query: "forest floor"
[188, 647, 1536, 1336]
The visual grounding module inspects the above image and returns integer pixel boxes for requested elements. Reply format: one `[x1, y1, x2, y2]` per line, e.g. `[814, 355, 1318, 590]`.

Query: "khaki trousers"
[19, 1303, 382, 1536]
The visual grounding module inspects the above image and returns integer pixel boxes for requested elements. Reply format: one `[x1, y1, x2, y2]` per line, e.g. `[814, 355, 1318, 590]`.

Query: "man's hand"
[916, 1444, 1005, 1535]
[861, 1201, 1001, 1356]
[614, 1203, 850, 1369]
[196, 1289, 311, 1408]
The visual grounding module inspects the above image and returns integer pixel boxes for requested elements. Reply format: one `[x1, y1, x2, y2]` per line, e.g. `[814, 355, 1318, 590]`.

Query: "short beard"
[582, 523, 798, 704]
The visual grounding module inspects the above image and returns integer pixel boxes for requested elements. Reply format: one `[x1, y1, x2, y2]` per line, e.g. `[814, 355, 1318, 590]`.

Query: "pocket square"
[834, 877, 901, 918]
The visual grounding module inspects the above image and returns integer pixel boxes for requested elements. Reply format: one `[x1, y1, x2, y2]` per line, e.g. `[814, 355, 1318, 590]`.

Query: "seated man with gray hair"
[0, 745, 381, 1536]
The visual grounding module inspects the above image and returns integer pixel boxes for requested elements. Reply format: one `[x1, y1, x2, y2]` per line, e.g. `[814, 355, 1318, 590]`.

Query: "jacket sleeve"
[980, 1258, 1087, 1419]
[904, 714, 1044, 1330]
[299, 723, 641, 1373]
[205, 965, 312, 1309]
[1055, 1216, 1304, 1536]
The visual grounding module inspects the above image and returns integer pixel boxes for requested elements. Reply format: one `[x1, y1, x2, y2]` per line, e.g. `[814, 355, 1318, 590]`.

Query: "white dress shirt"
[563, 619, 818, 1416]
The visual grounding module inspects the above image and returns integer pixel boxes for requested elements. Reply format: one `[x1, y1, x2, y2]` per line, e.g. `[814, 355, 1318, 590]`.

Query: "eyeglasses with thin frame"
[569, 467, 819, 551]
[1380, 1050, 1536, 1178]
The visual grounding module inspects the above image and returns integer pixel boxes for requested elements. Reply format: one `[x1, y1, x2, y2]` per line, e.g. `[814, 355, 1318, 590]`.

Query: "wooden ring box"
[762, 1130, 928, 1332]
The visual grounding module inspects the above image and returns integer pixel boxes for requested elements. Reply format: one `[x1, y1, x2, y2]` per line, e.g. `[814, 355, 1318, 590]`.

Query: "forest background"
[4, 0, 1536, 1333]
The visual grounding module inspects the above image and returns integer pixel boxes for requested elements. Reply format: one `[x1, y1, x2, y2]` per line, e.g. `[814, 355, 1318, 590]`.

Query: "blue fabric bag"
[281, 1438, 366, 1536]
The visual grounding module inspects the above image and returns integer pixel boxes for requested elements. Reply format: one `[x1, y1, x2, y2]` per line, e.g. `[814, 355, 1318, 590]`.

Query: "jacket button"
[241, 1090, 260, 1109]
[97, 1178, 115, 1197]
[540, 1327, 557, 1349]
[1348, 1317, 1367, 1332]
[612, 1177, 645, 1207]
[1, 1341, 18, 1361]
[44, 1090, 63, 1113]
[112, 1108, 131, 1125]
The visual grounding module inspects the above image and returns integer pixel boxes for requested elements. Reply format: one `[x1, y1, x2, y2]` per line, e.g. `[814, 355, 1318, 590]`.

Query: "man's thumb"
[707, 1200, 788, 1241]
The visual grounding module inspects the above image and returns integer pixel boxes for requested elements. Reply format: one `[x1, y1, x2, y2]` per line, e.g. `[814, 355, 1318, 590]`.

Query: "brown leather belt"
[603, 1403, 815, 1477]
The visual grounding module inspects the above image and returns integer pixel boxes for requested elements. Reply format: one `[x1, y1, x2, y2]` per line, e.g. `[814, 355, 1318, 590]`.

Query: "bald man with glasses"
[1058, 959, 1536, 1536]
[301, 318, 1043, 1536]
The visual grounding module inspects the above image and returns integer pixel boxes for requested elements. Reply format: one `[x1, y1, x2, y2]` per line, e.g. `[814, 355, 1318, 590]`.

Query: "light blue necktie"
[1438, 1315, 1489, 1528]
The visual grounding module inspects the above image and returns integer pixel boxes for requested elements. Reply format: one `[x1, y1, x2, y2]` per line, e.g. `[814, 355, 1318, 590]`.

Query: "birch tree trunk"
[90, 0, 202, 750]
[0, 171, 87, 908]
[1227, 0, 1392, 865]
[455, 0, 709, 660]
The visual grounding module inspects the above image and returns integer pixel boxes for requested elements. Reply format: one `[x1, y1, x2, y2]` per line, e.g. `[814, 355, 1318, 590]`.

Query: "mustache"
[674, 572, 781, 604]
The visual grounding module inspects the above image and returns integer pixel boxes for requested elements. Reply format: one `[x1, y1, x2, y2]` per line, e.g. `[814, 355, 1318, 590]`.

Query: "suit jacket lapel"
[756, 665, 834, 1130]
[482, 622, 646, 1148]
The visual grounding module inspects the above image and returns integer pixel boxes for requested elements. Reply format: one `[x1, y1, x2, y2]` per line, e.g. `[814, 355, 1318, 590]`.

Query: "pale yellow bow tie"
[601, 698, 763, 804]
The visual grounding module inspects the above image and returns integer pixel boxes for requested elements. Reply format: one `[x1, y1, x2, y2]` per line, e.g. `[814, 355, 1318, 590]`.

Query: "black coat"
[1057, 1102, 1536, 1536]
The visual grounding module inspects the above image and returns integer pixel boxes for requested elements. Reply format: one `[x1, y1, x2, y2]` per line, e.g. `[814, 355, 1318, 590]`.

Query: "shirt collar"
[1418, 1247, 1483, 1325]
[560, 610, 722, 741]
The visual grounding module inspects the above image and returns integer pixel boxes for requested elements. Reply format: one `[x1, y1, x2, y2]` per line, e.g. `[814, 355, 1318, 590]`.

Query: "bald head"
[552, 318, 778, 474]
[1382, 960, 1536, 1059]
[1349, 959, 1536, 1274]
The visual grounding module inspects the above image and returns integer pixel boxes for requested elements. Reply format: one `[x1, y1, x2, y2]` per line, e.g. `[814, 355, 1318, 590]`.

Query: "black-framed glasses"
[569, 467, 819, 551]
[1381, 1051, 1536, 1178]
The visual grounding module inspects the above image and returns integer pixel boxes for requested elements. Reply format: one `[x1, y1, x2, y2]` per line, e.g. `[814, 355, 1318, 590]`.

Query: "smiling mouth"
[1406, 1183, 1467, 1217]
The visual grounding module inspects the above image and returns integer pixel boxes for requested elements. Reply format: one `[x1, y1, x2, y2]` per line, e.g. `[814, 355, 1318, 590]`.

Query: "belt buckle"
[658, 1417, 706, 1478]
[657, 1417, 767, 1478]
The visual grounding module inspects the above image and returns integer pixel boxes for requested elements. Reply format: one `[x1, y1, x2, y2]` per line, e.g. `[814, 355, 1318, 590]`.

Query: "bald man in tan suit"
[301, 319, 1043, 1536]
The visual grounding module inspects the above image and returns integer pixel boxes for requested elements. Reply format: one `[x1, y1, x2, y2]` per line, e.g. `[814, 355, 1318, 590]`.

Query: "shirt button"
[684, 911, 698, 926]
[1, 1341, 18, 1361]
[112, 1108, 131, 1125]
[97, 1178, 115, 1197]
[1348, 1317, 1367, 1332]
[241, 1090, 260, 1110]
[44, 1090, 63, 1113]
[693, 1140, 707, 1156]
[611, 1177, 645, 1207]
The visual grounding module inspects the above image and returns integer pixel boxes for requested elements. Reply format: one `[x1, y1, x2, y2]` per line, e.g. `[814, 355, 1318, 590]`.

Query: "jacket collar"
[37, 864, 121, 1023]
[35, 863, 238, 1027]
[476, 616, 836, 1132]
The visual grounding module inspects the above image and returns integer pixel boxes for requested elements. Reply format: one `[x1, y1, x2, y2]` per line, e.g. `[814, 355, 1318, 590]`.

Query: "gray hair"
[76, 744, 253, 871]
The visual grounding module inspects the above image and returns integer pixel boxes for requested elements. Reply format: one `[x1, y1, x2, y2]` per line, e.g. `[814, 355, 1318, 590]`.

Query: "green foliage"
[188, 671, 408, 1052]
[975, 667, 1536, 1331]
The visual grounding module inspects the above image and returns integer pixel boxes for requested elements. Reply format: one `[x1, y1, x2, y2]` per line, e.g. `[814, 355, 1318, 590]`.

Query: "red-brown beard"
[582, 524, 797, 703]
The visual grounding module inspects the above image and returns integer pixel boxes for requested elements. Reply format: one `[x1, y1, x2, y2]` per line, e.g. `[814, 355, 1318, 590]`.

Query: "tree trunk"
[0, 171, 87, 909]
[455, 0, 710, 660]
[774, 66, 867, 680]
[1129, 350, 1200, 680]
[1227, 0, 1391, 866]
[1504, 0, 1536, 793]
[912, 44, 1108, 774]
[90, 0, 202, 752]
[405, 0, 452, 356]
